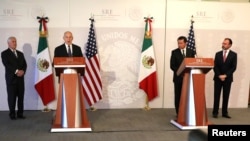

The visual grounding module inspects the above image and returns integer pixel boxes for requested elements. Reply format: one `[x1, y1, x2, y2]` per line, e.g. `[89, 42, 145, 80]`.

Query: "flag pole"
[84, 15, 102, 111]
[88, 15, 96, 112]
[39, 16, 52, 112]
[187, 15, 197, 57]
[140, 16, 156, 111]
[36, 16, 56, 112]
[143, 96, 151, 111]
[143, 16, 151, 111]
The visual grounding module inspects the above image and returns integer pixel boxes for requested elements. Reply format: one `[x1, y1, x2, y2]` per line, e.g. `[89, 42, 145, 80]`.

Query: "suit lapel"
[71, 45, 75, 56]
[63, 44, 68, 56]
[186, 48, 193, 57]
[224, 50, 231, 62]
[7, 48, 17, 59]
[186, 49, 190, 57]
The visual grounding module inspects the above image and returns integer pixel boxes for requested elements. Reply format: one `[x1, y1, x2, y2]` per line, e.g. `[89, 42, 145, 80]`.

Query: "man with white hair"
[1, 36, 27, 120]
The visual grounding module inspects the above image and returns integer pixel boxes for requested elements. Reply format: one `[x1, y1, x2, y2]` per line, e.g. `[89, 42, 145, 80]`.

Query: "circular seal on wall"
[31, 7, 45, 19]
[220, 9, 234, 23]
[98, 33, 144, 107]
[128, 6, 143, 21]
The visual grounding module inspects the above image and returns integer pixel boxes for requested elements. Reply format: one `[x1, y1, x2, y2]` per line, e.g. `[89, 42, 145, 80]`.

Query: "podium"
[170, 58, 214, 130]
[51, 57, 91, 132]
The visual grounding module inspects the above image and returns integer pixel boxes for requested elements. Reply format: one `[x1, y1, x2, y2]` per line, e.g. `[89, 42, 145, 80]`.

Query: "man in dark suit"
[54, 31, 83, 57]
[54, 31, 84, 79]
[1, 36, 27, 120]
[170, 36, 195, 115]
[212, 38, 237, 119]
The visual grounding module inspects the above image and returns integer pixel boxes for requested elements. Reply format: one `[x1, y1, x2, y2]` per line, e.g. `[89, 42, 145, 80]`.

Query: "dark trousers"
[7, 82, 24, 117]
[174, 81, 183, 115]
[212, 80, 232, 115]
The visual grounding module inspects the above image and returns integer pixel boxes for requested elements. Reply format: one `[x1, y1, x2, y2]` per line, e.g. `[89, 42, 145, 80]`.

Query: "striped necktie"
[223, 50, 227, 62]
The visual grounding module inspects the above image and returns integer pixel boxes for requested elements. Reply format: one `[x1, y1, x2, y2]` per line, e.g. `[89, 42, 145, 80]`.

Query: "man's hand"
[218, 74, 227, 81]
[16, 70, 25, 77]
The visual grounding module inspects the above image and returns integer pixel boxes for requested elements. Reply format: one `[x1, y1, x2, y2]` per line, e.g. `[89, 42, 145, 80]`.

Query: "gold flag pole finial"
[191, 15, 194, 23]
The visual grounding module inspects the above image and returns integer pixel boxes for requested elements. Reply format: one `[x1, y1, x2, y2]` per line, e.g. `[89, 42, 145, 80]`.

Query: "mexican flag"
[34, 17, 55, 106]
[138, 17, 158, 101]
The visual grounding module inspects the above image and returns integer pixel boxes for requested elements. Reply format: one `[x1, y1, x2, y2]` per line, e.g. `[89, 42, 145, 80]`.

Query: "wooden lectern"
[170, 58, 214, 130]
[51, 57, 91, 132]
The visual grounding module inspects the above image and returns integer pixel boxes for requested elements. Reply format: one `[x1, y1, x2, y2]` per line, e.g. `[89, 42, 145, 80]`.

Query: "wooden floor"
[0, 108, 249, 141]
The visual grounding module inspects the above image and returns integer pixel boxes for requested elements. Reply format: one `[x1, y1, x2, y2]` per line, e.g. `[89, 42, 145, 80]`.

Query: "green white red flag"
[138, 17, 158, 101]
[34, 17, 55, 106]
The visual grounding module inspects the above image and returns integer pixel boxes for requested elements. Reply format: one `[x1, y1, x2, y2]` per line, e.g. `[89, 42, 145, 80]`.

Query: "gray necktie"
[68, 45, 72, 57]
[182, 49, 185, 58]
[13, 50, 18, 58]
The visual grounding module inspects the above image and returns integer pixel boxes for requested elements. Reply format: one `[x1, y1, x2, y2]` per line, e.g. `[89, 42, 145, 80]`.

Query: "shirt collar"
[180, 47, 185, 50]
[223, 49, 230, 52]
[9, 48, 16, 52]
[65, 43, 72, 48]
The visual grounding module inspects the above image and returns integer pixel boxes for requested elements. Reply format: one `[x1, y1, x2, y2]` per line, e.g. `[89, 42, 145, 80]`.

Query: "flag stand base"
[89, 106, 97, 111]
[42, 107, 51, 112]
[143, 105, 151, 111]
[143, 96, 151, 111]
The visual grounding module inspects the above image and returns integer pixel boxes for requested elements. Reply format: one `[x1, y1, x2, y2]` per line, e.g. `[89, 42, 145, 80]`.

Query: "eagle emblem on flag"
[142, 55, 155, 69]
[37, 58, 49, 72]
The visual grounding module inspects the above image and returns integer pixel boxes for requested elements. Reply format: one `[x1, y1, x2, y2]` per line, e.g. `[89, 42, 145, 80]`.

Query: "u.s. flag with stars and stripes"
[187, 19, 196, 56]
[82, 18, 103, 106]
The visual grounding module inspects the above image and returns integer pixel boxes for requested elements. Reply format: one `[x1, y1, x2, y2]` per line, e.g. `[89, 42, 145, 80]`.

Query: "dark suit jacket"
[1, 48, 27, 85]
[213, 50, 237, 82]
[54, 44, 83, 57]
[170, 48, 195, 83]
[53, 44, 84, 80]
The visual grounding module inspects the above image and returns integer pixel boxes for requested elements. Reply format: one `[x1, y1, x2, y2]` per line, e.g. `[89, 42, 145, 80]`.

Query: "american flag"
[187, 19, 196, 55]
[82, 18, 103, 106]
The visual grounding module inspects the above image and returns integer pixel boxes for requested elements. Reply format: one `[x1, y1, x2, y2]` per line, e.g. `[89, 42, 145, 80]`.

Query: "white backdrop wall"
[0, 0, 249, 110]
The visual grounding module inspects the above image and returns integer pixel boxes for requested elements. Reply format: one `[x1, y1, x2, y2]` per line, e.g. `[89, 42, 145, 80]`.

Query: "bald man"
[53, 31, 84, 79]
[54, 31, 83, 57]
